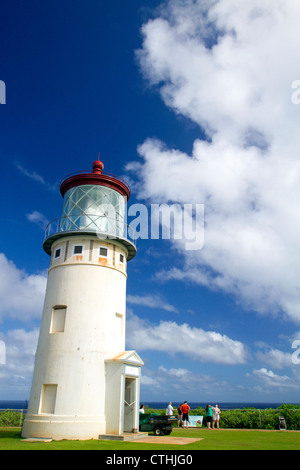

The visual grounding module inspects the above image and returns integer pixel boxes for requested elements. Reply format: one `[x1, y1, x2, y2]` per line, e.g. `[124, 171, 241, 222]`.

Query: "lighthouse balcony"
[43, 215, 137, 260]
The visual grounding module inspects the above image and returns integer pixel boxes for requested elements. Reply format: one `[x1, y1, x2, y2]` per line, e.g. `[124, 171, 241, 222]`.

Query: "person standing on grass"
[177, 404, 183, 427]
[139, 404, 145, 414]
[166, 402, 174, 416]
[180, 401, 190, 429]
[212, 404, 221, 429]
[205, 404, 214, 429]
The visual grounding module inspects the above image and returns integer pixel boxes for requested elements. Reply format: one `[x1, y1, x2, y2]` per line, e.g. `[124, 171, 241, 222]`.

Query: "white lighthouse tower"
[22, 157, 143, 440]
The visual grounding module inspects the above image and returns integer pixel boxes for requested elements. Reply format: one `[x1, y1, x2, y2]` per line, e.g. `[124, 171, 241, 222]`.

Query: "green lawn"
[1, 427, 300, 450]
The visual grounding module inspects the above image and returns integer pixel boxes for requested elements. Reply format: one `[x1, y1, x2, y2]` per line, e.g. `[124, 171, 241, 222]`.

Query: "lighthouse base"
[21, 414, 106, 441]
[22, 351, 144, 440]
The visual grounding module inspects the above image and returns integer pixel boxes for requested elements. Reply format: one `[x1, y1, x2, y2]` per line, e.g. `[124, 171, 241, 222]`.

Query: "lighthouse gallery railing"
[44, 214, 137, 247]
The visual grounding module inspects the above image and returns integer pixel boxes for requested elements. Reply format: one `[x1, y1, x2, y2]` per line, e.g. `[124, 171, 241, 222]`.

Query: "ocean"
[1, 400, 299, 411]
[0, 401, 28, 410]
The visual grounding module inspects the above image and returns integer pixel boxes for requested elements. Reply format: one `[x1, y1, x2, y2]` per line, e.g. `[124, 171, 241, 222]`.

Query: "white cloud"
[140, 374, 160, 387]
[0, 253, 47, 322]
[131, 0, 300, 323]
[16, 162, 47, 185]
[127, 293, 178, 313]
[16, 162, 57, 192]
[26, 211, 49, 230]
[126, 312, 247, 365]
[140, 363, 232, 400]
[0, 328, 39, 398]
[157, 365, 217, 388]
[256, 348, 293, 369]
[158, 365, 190, 378]
[252, 367, 297, 390]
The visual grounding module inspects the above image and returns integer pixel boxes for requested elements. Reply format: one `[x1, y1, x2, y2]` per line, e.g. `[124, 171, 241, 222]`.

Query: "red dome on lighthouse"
[59, 156, 131, 200]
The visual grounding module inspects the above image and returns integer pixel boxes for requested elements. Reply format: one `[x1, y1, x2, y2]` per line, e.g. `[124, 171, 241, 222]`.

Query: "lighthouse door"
[123, 377, 137, 433]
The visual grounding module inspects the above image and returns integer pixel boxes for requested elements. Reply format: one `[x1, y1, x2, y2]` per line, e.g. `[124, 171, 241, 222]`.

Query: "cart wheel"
[154, 427, 163, 436]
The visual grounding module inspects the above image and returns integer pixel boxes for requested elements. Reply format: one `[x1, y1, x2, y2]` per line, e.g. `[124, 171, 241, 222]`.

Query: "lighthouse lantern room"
[22, 158, 143, 440]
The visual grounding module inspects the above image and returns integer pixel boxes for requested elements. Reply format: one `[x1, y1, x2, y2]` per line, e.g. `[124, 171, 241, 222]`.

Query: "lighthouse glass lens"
[59, 185, 126, 237]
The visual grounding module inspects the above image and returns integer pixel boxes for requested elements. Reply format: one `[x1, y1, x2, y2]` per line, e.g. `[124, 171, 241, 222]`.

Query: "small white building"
[22, 159, 143, 440]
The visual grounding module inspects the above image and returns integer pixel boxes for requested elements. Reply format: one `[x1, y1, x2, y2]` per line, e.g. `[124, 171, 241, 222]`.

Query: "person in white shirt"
[166, 402, 174, 416]
[212, 404, 221, 429]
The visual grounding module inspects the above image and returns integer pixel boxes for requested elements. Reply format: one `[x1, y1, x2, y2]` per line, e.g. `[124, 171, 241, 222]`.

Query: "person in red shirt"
[180, 401, 190, 429]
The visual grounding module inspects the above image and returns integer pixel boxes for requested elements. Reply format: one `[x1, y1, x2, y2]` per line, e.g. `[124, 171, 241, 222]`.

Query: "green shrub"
[0, 410, 24, 427]
[277, 404, 300, 410]
[190, 407, 206, 416]
[211, 407, 300, 430]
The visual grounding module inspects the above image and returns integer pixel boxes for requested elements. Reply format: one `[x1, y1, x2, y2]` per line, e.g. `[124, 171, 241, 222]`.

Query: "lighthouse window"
[54, 247, 62, 259]
[50, 306, 67, 334]
[119, 254, 124, 264]
[39, 384, 57, 415]
[73, 245, 83, 255]
[99, 246, 108, 257]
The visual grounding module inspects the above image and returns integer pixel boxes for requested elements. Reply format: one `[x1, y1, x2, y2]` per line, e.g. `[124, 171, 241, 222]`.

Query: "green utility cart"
[139, 413, 176, 436]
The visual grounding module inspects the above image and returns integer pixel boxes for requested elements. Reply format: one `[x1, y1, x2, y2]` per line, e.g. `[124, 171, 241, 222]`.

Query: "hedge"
[0, 410, 25, 427]
[1, 405, 300, 430]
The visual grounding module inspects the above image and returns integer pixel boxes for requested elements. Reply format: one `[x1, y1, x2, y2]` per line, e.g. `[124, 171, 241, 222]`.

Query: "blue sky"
[1, 0, 300, 404]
